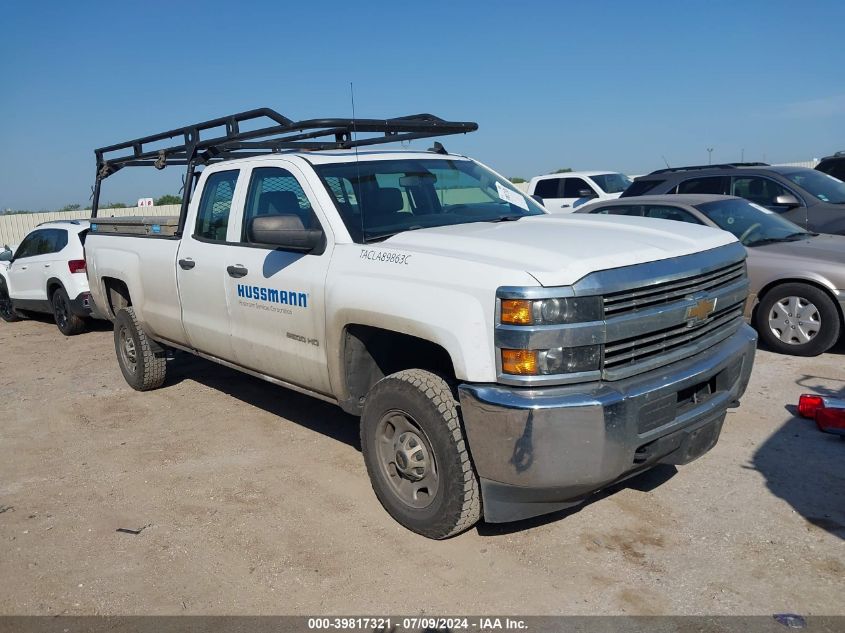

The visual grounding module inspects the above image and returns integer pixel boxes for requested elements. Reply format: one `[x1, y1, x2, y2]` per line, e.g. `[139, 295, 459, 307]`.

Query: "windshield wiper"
[745, 232, 810, 247]
[486, 215, 525, 223]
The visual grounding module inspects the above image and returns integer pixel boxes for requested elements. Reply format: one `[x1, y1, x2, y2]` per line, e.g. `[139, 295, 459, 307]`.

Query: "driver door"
[225, 163, 333, 395]
[6, 230, 49, 301]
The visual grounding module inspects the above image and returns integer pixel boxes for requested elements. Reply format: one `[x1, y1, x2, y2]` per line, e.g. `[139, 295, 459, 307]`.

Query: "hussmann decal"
[237, 284, 308, 308]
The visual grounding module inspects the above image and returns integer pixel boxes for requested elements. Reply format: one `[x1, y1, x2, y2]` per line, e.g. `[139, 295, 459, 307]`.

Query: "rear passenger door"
[39, 229, 69, 300]
[533, 177, 566, 211]
[177, 168, 244, 360]
[225, 163, 333, 395]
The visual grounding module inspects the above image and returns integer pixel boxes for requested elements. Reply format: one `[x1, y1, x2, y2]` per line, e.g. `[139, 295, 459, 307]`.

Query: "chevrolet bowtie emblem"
[685, 297, 717, 324]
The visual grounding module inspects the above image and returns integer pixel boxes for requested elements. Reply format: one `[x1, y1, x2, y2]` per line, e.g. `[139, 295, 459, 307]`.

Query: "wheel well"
[753, 278, 844, 324]
[341, 324, 456, 414]
[103, 278, 132, 317]
[46, 279, 63, 300]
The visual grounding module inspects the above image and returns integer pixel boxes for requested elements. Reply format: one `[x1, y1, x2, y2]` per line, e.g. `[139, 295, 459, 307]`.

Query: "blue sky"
[1, 0, 843, 210]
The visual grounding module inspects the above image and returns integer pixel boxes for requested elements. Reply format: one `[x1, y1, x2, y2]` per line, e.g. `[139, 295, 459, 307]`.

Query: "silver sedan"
[574, 194, 845, 356]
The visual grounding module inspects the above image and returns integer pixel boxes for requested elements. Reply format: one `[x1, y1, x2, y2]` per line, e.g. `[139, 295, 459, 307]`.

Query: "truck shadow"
[475, 464, 679, 536]
[165, 352, 362, 450]
[749, 379, 845, 540]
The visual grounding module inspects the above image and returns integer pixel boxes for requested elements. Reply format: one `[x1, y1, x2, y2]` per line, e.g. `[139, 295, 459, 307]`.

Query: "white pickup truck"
[85, 109, 757, 539]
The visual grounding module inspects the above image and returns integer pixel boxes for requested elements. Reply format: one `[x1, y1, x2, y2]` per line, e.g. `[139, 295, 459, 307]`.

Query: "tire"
[360, 369, 481, 539]
[113, 307, 167, 391]
[755, 283, 841, 356]
[51, 287, 86, 336]
[0, 279, 23, 322]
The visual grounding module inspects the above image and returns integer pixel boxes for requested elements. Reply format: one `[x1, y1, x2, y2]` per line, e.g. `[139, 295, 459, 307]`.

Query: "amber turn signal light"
[501, 349, 538, 375]
[501, 299, 533, 325]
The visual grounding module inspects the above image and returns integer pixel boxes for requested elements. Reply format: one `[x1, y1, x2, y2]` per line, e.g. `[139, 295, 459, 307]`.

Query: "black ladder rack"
[91, 108, 478, 221]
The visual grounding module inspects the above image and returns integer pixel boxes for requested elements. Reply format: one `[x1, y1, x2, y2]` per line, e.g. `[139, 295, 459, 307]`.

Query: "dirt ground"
[0, 316, 843, 616]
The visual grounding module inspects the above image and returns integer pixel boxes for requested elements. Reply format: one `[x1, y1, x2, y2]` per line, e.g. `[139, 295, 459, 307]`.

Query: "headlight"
[502, 345, 601, 375]
[500, 296, 602, 325]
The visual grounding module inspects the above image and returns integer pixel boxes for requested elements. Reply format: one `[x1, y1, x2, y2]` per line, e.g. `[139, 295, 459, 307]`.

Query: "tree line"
[1, 195, 183, 215]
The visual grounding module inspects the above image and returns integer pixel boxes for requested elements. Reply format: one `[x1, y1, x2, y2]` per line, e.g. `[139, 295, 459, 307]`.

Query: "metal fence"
[0, 205, 180, 247]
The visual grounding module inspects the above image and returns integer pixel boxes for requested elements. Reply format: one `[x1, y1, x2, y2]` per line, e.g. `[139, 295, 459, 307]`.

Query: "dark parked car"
[622, 163, 845, 235]
[574, 194, 845, 357]
[816, 151, 845, 181]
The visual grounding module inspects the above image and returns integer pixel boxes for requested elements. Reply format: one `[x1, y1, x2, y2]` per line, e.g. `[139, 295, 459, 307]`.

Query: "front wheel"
[755, 283, 840, 356]
[52, 287, 86, 336]
[0, 279, 22, 322]
[113, 307, 167, 391]
[360, 369, 481, 539]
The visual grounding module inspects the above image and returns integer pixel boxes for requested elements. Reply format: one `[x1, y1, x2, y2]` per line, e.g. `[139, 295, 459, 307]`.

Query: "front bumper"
[458, 324, 757, 523]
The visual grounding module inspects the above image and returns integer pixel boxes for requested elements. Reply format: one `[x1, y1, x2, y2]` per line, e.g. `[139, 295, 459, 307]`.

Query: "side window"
[242, 167, 320, 243]
[642, 205, 703, 224]
[533, 178, 562, 198]
[195, 170, 239, 241]
[42, 229, 68, 254]
[677, 176, 729, 195]
[591, 205, 643, 216]
[13, 232, 41, 259]
[624, 179, 665, 196]
[731, 176, 789, 207]
[563, 177, 597, 198]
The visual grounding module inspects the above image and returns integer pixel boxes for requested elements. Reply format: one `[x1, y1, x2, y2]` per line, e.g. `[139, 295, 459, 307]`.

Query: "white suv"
[528, 171, 633, 212]
[0, 220, 99, 335]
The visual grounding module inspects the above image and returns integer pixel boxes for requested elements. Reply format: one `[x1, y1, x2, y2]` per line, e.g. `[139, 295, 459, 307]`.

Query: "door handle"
[227, 265, 248, 278]
[20, 265, 27, 270]
[560, 204, 571, 208]
[178, 259, 196, 270]
[44, 264, 50, 268]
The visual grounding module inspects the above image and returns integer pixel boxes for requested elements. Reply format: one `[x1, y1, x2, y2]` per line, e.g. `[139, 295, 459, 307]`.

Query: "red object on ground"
[798, 394, 825, 419]
[815, 407, 845, 436]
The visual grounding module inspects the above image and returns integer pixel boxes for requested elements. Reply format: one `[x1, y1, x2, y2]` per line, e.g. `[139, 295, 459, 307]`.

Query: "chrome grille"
[603, 261, 745, 316]
[604, 300, 745, 369]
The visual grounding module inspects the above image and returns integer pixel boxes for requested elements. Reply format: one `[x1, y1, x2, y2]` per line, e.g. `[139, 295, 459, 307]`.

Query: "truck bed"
[89, 216, 180, 237]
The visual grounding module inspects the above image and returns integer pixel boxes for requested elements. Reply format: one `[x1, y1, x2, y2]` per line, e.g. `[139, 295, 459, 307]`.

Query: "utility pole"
[741, 148, 745, 162]
[707, 147, 714, 165]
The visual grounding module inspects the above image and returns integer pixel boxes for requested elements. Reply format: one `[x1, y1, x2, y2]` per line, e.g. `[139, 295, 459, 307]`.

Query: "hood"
[383, 214, 736, 287]
[751, 233, 845, 265]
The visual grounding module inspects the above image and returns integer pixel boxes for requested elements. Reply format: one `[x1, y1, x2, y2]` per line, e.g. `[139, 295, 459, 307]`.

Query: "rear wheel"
[755, 283, 840, 356]
[0, 279, 22, 322]
[51, 287, 86, 336]
[360, 369, 481, 539]
[114, 307, 167, 391]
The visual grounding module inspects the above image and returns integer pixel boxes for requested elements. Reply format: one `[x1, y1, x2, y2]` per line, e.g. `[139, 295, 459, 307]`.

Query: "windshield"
[696, 198, 811, 246]
[314, 158, 546, 242]
[784, 169, 845, 204]
[590, 173, 632, 194]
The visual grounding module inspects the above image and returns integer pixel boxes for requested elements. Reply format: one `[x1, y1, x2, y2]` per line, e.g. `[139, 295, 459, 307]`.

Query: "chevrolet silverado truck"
[84, 109, 757, 539]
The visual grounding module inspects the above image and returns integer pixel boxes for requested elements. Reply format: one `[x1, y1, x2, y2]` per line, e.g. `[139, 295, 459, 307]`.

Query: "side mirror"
[0, 249, 11, 262]
[774, 194, 800, 208]
[248, 215, 325, 253]
[531, 194, 545, 204]
[579, 189, 598, 198]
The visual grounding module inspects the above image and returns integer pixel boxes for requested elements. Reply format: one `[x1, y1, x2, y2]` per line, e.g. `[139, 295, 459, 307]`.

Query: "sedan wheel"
[767, 296, 820, 345]
[755, 283, 840, 356]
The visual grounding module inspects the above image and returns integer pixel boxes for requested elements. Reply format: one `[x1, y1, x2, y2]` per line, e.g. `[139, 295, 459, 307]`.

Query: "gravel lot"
[0, 317, 843, 616]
